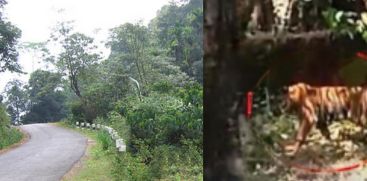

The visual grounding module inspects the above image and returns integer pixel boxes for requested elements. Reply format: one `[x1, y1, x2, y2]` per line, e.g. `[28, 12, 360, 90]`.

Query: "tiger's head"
[282, 82, 311, 113]
[251, 82, 312, 117]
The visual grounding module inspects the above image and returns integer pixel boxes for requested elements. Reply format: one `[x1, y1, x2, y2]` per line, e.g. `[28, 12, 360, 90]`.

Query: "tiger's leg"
[350, 99, 361, 126]
[316, 105, 331, 139]
[323, 101, 334, 138]
[357, 103, 364, 128]
[285, 104, 315, 156]
[359, 94, 367, 130]
[361, 92, 367, 127]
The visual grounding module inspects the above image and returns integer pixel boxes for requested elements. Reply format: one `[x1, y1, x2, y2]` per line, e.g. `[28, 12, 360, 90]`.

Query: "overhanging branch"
[239, 30, 366, 66]
[236, 30, 367, 87]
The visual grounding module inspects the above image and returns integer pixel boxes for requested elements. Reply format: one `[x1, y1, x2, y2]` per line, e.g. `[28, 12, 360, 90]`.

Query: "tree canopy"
[0, 0, 22, 73]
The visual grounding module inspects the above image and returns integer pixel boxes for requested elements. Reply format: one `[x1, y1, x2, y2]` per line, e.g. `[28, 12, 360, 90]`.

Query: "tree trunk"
[204, 0, 256, 180]
[70, 76, 82, 98]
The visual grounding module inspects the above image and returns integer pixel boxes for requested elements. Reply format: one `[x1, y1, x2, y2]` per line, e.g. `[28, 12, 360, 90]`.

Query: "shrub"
[69, 100, 85, 123]
[107, 83, 203, 180]
[0, 127, 23, 149]
[112, 152, 150, 181]
[117, 92, 202, 148]
[96, 130, 113, 151]
[149, 142, 203, 180]
[109, 111, 130, 144]
[0, 104, 10, 127]
[0, 104, 23, 149]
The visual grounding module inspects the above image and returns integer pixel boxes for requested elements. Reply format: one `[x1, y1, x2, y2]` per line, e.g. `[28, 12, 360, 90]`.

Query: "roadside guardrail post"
[74, 122, 127, 152]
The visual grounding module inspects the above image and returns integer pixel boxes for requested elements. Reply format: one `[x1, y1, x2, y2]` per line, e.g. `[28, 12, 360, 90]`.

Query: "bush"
[149, 81, 176, 94]
[109, 111, 130, 144]
[117, 91, 202, 148]
[0, 104, 10, 127]
[0, 104, 23, 149]
[96, 130, 113, 151]
[112, 142, 202, 181]
[112, 152, 150, 181]
[69, 100, 85, 123]
[103, 82, 203, 180]
[149, 141, 202, 180]
[0, 127, 23, 149]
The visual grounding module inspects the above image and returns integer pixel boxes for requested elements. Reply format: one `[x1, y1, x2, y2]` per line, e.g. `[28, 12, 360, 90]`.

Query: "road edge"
[61, 137, 96, 181]
[0, 126, 30, 155]
[52, 123, 97, 181]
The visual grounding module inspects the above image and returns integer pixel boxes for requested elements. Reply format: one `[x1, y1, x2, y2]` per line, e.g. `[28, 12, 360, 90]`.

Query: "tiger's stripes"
[284, 83, 366, 155]
[357, 87, 367, 126]
[287, 84, 363, 125]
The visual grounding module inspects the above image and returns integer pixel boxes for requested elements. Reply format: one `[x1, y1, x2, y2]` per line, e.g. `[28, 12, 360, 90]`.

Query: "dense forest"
[1, 0, 203, 180]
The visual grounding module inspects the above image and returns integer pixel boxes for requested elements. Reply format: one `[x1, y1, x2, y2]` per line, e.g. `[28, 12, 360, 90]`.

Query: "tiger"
[357, 87, 367, 126]
[250, 82, 366, 155]
[283, 83, 365, 156]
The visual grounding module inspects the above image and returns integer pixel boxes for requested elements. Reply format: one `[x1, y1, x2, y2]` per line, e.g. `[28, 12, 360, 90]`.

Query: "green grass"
[56, 121, 114, 181]
[56, 121, 203, 181]
[0, 126, 24, 150]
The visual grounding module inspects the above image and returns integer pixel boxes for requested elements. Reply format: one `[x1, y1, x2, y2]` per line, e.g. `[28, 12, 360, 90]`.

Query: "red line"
[287, 160, 365, 173]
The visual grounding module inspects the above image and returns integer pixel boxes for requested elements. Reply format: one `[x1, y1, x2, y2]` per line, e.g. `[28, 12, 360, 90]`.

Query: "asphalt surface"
[0, 123, 87, 181]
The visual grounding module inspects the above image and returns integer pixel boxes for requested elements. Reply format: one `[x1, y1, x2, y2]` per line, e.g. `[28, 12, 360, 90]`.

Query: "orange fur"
[283, 83, 364, 155]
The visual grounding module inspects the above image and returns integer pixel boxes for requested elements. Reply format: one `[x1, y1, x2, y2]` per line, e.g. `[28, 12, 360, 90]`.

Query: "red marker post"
[356, 51, 367, 60]
[245, 91, 253, 119]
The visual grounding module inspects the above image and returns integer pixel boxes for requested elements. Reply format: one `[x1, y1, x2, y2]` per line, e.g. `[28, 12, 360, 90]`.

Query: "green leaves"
[322, 8, 367, 43]
[97, 130, 113, 151]
[4, 80, 27, 123]
[0, 21, 22, 73]
[0, 0, 22, 73]
[335, 11, 344, 22]
[322, 8, 338, 29]
[150, 0, 203, 82]
[115, 81, 202, 148]
[48, 22, 101, 98]
[361, 12, 367, 25]
[22, 70, 67, 124]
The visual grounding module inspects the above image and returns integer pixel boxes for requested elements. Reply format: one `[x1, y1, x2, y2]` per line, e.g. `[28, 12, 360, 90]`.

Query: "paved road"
[0, 123, 87, 181]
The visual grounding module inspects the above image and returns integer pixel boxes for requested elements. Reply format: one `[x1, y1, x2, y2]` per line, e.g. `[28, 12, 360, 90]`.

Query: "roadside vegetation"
[0, 104, 23, 150]
[1, 0, 202, 179]
[57, 122, 114, 181]
[0, 0, 24, 151]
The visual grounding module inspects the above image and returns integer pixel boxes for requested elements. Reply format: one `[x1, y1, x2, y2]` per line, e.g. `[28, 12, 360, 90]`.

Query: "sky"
[0, 0, 170, 92]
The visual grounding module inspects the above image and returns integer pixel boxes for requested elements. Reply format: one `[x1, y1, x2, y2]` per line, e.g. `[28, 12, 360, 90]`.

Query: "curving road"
[0, 123, 87, 181]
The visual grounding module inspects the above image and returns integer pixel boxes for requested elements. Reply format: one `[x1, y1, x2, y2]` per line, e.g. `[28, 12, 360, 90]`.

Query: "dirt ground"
[247, 117, 367, 181]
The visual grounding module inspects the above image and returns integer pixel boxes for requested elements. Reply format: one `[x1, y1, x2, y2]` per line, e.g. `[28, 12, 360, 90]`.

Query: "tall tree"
[0, 0, 22, 73]
[49, 22, 100, 98]
[23, 70, 67, 123]
[107, 22, 150, 86]
[4, 80, 27, 123]
[150, 0, 203, 83]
